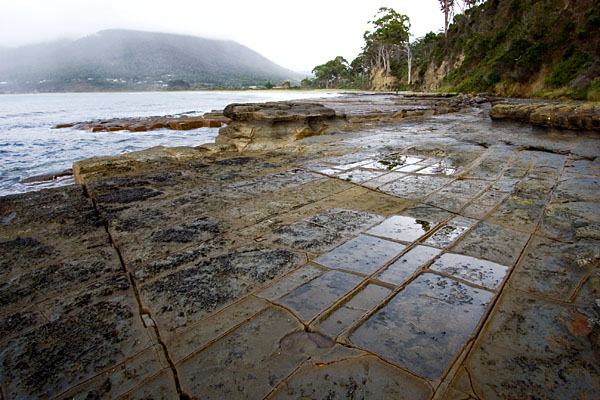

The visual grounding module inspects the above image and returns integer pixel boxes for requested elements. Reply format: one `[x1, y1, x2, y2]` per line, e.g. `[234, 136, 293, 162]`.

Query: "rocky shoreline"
[1, 93, 599, 399]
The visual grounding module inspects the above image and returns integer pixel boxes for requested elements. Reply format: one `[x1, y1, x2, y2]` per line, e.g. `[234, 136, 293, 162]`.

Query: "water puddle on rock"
[316, 283, 391, 337]
[423, 216, 478, 248]
[417, 161, 458, 176]
[278, 270, 363, 321]
[377, 245, 442, 285]
[429, 253, 509, 290]
[362, 155, 423, 171]
[314, 234, 405, 275]
[337, 169, 385, 184]
[367, 215, 436, 243]
[350, 273, 494, 379]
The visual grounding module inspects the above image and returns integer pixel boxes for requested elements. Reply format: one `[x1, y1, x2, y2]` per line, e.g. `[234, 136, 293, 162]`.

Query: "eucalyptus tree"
[362, 7, 411, 77]
[312, 56, 349, 88]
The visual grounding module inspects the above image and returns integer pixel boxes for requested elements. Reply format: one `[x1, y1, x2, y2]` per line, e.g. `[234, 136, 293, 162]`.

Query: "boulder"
[215, 102, 351, 151]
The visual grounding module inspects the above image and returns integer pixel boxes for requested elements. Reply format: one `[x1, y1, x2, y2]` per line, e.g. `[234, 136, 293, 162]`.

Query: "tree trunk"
[405, 42, 412, 85]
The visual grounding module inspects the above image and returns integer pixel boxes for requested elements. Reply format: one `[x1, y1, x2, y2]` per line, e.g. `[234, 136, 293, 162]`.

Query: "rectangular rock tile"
[396, 163, 426, 173]
[417, 162, 458, 176]
[0, 247, 122, 315]
[265, 220, 345, 252]
[269, 354, 432, 400]
[56, 345, 170, 399]
[509, 235, 599, 301]
[437, 179, 489, 198]
[367, 215, 437, 243]
[316, 283, 391, 337]
[379, 175, 454, 200]
[430, 253, 509, 290]
[424, 193, 471, 213]
[0, 310, 45, 345]
[139, 245, 306, 337]
[0, 294, 153, 399]
[315, 167, 342, 176]
[488, 196, 545, 233]
[541, 201, 600, 242]
[177, 306, 305, 399]
[377, 245, 442, 285]
[463, 159, 505, 180]
[362, 172, 405, 189]
[423, 216, 477, 248]
[334, 160, 374, 170]
[459, 201, 497, 220]
[451, 222, 529, 266]
[337, 168, 386, 184]
[314, 234, 405, 275]
[257, 264, 326, 301]
[466, 289, 600, 399]
[167, 295, 268, 363]
[401, 204, 456, 223]
[553, 176, 600, 202]
[118, 369, 179, 400]
[278, 270, 364, 321]
[361, 156, 423, 171]
[304, 208, 384, 236]
[350, 273, 494, 380]
[225, 169, 322, 196]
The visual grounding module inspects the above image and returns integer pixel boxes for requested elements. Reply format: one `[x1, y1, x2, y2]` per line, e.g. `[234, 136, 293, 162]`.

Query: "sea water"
[0, 91, 339, 196]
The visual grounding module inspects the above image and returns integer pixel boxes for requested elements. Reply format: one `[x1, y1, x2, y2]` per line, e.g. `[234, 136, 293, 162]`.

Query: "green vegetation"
[303, 7, 411, 90]
[412, 0, 600, 98]
[310, 0, 599, 99]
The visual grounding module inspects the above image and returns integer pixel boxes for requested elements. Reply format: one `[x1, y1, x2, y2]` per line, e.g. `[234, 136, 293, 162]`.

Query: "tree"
[439, 0, 483, 37]
[312, 56, 349, 88]
[363, 7, 411, 76]
[439, 0, 455, 37]
[404, 40, 413, 85]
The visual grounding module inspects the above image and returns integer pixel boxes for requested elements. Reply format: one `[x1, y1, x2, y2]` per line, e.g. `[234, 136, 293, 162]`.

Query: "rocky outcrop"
[55, 113, 229, 133]
[215, 102, 352, 151]
[369, 68, 399, 91]
[489, 103, 600, 131]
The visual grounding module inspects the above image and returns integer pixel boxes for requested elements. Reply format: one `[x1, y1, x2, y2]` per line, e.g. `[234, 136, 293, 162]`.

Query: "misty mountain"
[0, 29, 303, 92]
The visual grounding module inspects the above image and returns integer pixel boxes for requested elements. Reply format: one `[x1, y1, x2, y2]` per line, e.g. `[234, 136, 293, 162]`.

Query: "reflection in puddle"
[351, 273, 494, 379]
[429, 253, 508, 290]
[279, 270, 363, 321]
[418, 161, 458, 175]
[367, 215, 436, 243]
[337, 169, 385, 183]
[317, 283, 391, 337]
[363, 156, 423, 171]
[377, 245, 442, 285]
[424, 217, 476, 248]
[315, 234, 405, 275]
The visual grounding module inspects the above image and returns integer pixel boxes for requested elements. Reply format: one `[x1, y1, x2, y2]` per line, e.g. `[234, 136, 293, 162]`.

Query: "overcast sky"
[0, 0, 444, 72]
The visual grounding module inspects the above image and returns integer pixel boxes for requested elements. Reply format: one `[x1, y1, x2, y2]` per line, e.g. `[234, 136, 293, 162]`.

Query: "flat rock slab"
[465, 289, 600, 399]
[2, 94, 600, 399]
[350, 273, 495, 380]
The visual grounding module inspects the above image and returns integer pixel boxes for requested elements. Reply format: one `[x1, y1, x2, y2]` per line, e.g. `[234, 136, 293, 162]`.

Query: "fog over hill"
[0, 29, 304, 92]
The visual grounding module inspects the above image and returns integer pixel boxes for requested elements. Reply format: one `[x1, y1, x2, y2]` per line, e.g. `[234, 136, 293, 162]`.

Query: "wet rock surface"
[1, 93, 599, 398]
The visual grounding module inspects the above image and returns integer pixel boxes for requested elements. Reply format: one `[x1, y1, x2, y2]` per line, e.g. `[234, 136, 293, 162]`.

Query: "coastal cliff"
[411, 0, 600, 99]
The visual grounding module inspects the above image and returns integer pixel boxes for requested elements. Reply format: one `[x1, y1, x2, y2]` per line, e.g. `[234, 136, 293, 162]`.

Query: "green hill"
[0, 29, 303, 93]
[412, 0, 600, 99]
